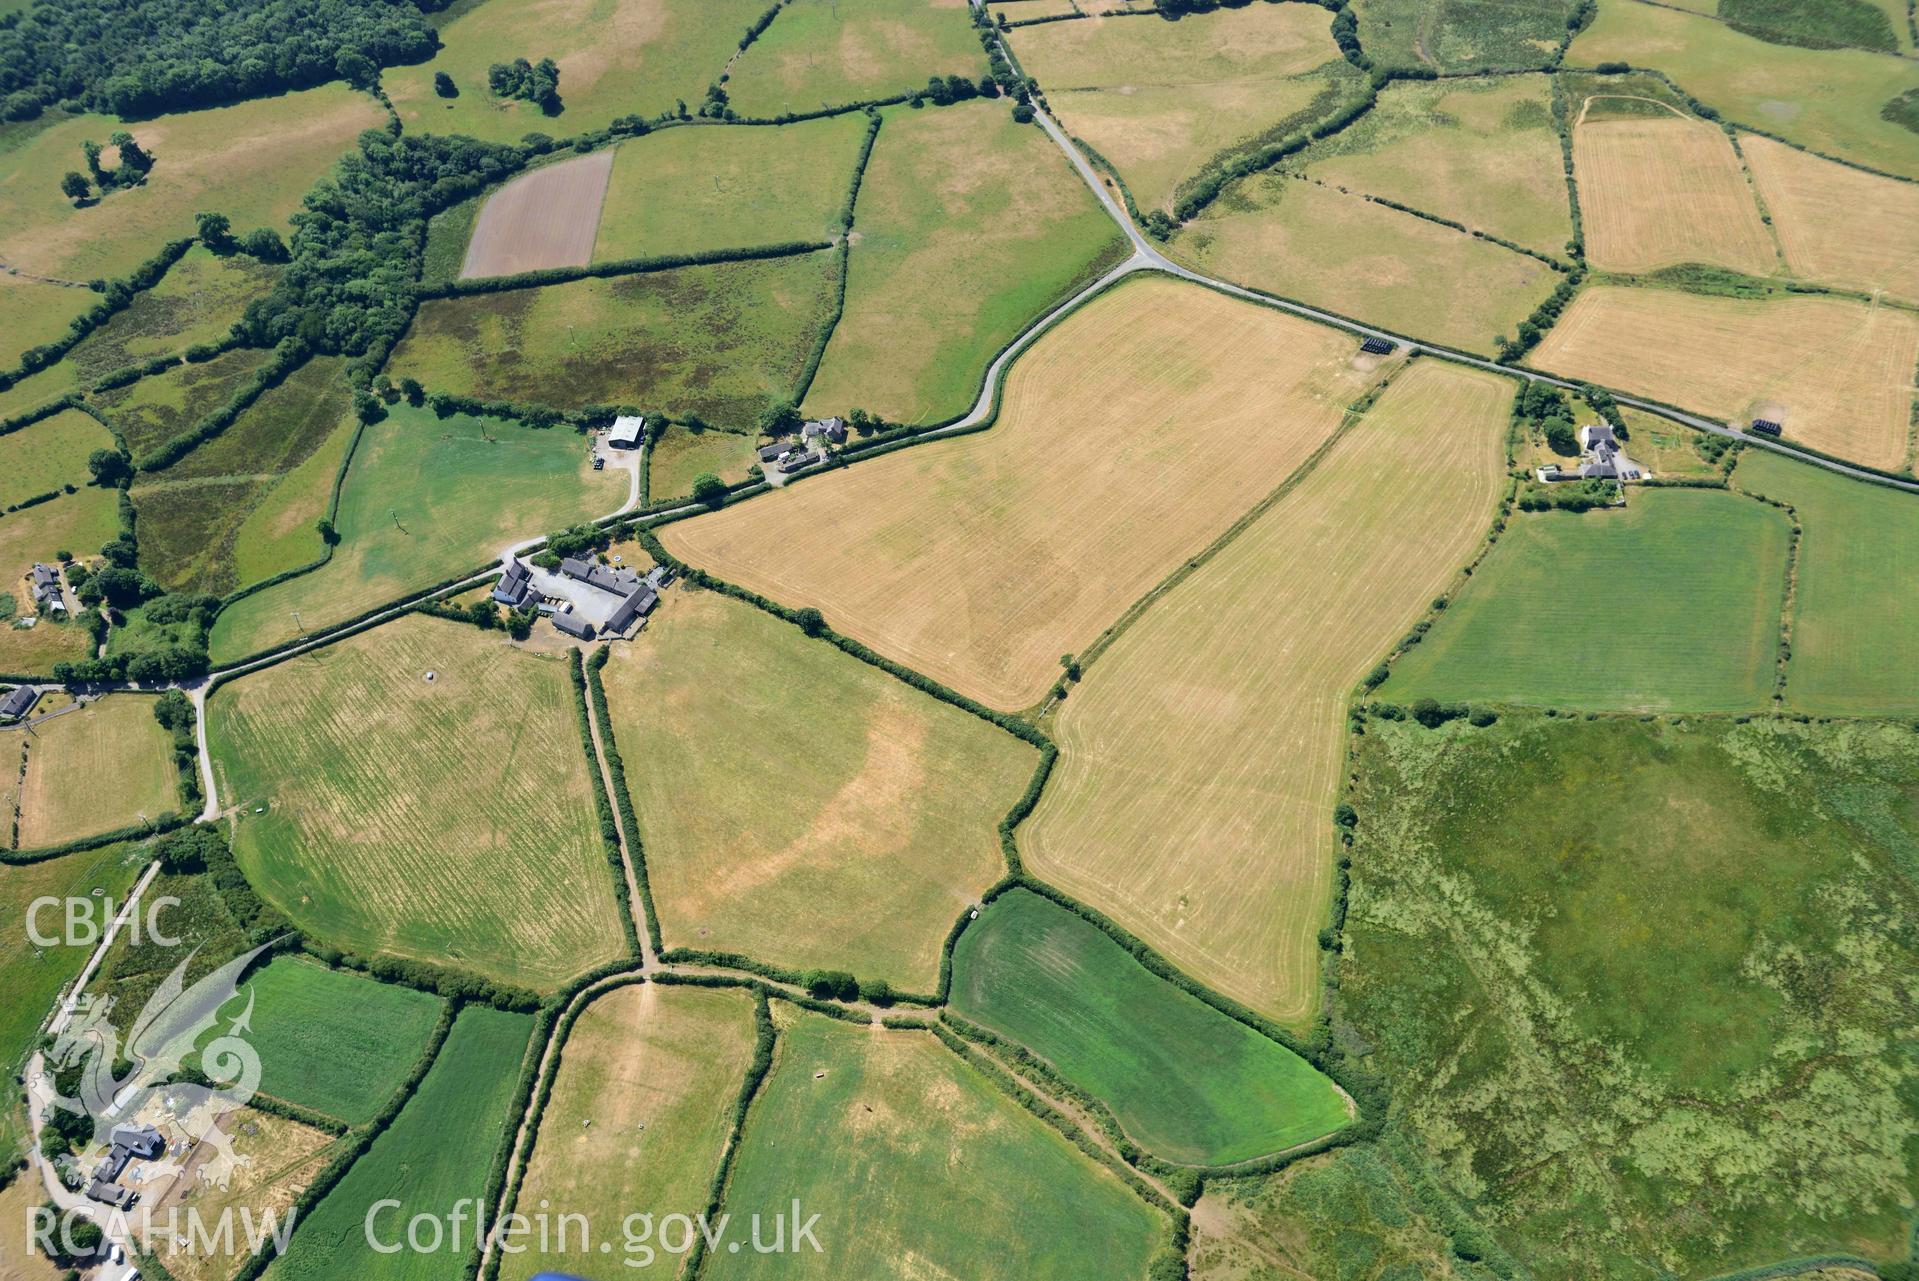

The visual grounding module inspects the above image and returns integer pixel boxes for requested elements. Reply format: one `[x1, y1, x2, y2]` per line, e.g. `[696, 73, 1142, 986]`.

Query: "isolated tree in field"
[691, 472, 727, 507]
[60, 171, 90, 203]
[86, 448, 130, 487]
[434, 71, 458, 98]
[1011, 103, 1034, 124]
[195, 210, 236, 252]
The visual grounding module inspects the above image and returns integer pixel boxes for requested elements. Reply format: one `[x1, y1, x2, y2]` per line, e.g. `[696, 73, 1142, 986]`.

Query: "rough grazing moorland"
[1025, 359, 1509, 1025]
[1342, 714, 1919, 1275]
[673, 274, 1375, 711]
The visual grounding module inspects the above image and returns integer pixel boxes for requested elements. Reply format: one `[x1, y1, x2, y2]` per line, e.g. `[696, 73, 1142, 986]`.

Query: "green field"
[950, 889, 1350, 1166]
[1734, 449, 1919, 714]
[803, 100, 1125, 424]
[95, 347, 273, 462]
[0, 842, 144, 1080]
[271, 1005, 532, 1281]
[0, 408, 113, 509]
[1287, 73, 1573, 257]
[1006, 3, 1353, 214]
[1567, 0, 1919, 179]
[1353, 0, 1574, 72]
[227, 956, 445, 1125]
[1386, 489, 1791, 711]
[132, 357, 356, 594]
[388, 251, 838, 427]
[501, 983, 760, 1281]
[707, 1012, 1163, 1281]
[1171, 172, 1562, 354]
[602, 588, 1034, 990]
[646, 425, 758, 500]
[0, 276, 97, 372]
[209, 403, 623, 663]
[209, 615, 630, 990]
[229, 414, 359, 591]
[385, 0, 768, 144]
[0, 90, 381, 283]
[723, 0, 985, 118]
[592, 116, 868, 262]
[1342, 713, 1919, 1274]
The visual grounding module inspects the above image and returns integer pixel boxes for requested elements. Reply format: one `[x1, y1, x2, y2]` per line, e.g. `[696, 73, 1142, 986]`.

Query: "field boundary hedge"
[790, 108, 882, 407]
[135, 343, 311, 474]
[583, 648, 664, 955]
[0, 813, 185, 865]
[676, 989, 776, 1278]
[413, 239, 835, 300]
[0, 238, 196, 394]
[567, 650, 642, 959]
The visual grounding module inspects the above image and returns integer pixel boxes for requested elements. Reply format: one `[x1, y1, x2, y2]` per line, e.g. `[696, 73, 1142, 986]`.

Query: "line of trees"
[0, 0, 442, 122]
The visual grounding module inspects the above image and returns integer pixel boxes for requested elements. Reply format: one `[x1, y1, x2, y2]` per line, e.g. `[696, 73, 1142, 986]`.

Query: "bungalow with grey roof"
[0, 687, 37, 722]
[29, 564, 64, 614]
[86, 1179, 136, 1209]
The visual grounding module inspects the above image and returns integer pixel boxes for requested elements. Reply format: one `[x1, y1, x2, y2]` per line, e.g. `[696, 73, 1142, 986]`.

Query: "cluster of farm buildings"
[758, 417, 846, 475]
[493, 554, 673, 643]
[84, 1122, 164, 1210]
[1535, 423, 1646, 485]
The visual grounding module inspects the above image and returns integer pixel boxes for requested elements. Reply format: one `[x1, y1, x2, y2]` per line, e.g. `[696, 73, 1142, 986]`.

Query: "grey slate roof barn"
[0, 687, 38, 721]
[551, 611, 595, 640]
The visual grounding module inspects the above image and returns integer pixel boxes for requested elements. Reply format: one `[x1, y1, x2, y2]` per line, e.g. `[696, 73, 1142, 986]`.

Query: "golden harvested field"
[1741, 134, 1919, 303]
[460, 150, 614, 279]
[602, 588, 1034, 989]
[500, 984, 760, 1281]
[1024, 360, 1510, 1025]
[1172, 173, 1562, 355]
[669, 274, 1380, 711]
[207, 615, 630, 990]
[1532, 286, 1919, 471]
[1008, 4, 1345, 212]
[0, 88, 381, 282]
[16, 695, 179, 848]
[1573, 111, 1776, 275]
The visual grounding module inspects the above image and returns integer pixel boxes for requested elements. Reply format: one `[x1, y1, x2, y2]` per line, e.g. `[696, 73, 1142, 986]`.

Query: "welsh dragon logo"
[44, 943, 274, 1191]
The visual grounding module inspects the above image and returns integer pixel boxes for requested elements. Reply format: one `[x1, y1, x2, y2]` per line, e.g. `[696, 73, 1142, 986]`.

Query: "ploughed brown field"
[460, 149, 615, 279]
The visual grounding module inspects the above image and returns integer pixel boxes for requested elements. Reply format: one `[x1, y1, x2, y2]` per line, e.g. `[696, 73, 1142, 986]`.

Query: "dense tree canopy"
[0, 0, 441, 122]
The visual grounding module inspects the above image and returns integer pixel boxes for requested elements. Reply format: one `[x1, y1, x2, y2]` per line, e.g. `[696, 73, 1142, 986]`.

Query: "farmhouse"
[0, 686, 38, 722]
[801, 417, 847, 444]
[29, 563, 64, 614]
[492, 559, 533, 607]
[1537, 422, 1645, 484]
[112, 1123, 164, 1159]
[608, 416, 646, 450]
[551, 611, 595, 641]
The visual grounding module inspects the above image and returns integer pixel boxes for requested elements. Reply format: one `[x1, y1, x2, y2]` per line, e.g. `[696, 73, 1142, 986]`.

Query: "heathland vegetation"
[1026, 359, 1509, 1024]
[1386, 489, 1792, 711]
[1342, 713, 1919, 1273]
[389, 251, 840, 427]
[500, 984, 761, 1281]
[708, 1012, 1163, 1281]
[675, 276, 1379, 711]
[208, 615, 629, 989]
[601, 588, 1033, 989]
[951, 888, 1350, 1165]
